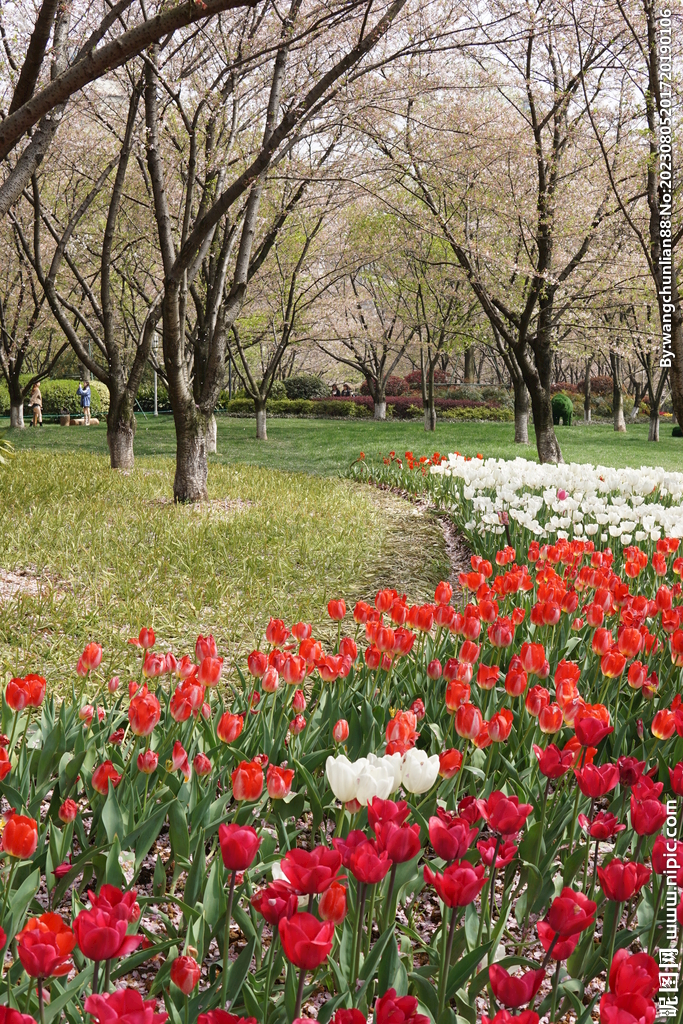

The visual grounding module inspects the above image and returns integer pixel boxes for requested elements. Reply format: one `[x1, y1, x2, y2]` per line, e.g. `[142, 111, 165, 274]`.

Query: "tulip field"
[0, 452, 682, 1024]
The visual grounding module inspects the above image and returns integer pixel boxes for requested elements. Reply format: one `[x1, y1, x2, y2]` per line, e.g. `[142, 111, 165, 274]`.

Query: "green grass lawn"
[4, 413, 683, 474]
[0, 450, 448, 687]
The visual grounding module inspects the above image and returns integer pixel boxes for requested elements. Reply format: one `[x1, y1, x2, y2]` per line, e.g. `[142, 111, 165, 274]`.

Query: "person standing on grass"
[29, 383, 42, 427]
[77, 380, 91, 425]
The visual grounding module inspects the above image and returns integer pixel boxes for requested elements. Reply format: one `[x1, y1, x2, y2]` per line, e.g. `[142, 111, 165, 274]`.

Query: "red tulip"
[339, 637, 358, 661]
[231, 760, 263, 802]
[196, 634, 217, 661]
[374, 822, 421, 863]
[386, 711, 418, 754]
[599, 994, 656, 1024]
[0, 748, 10, 782]
[89, 885, 140, 921]
[533, 743, 573, 779]
[538, 703, 563, 734]
[58, 799, 78, 824]
[129, 685, 161, 737]
[278, 911, 334, 969]
[481, 1012, 539, 1024]
[1, 813, 37, 859]
[574, 704, 612, 746]
[170, 955, 201, 994]
[477, 664, 501, 691]
[290, 714, 306, 735]
[455, 702, 483, 740]
[85, 990, 168, 1024]
[218, 823, 261, 871]
[428, 810, 478, 860]
[191, 753, 210, 777]
[319, 881, 347, 924]
[618, 627, 642, 659]
[142, 652, 165, 679]
[77, 643, 103, 676]
[73, 906, 142, 961]
[669, 762, 683, 796]
[597, 858, 651, 901]
[283, 656, 306, 686]
[651, 709, 676, 740]
[592, 629, 613, 656]
[526, 686, 549, 717]
[292, 688, 306, 713]
[17, 912, 75, 978]
[489, 964, 545, 1008]
[445, 680, 471, 711]
[578, 812, 625, 840]
[172, 741, 191, 780]
[346, 840, 391, 884]
[328, 599, 346, 621]
[375, 990, 430, 1024]
[137, 750, 158, 774]
[333, 719, 350, 745]
[519, 642, 545, 675]
[609, 948, 659, 998]
[170, 679, 205, 722]
[574, 763, 619, 798]
[544, 887, 596, 936]
[489, 708, 513, 743]
[251, 880, 298, 925]
[266, 765, 295, 800]
[477, 837, 517, 868]
[536, 920, 580, 961]
[438, 749, 462, 778]
[423, 861, 486, 907]
[459, 640, 480, 664]
[476, 791, 532, 836]
[247, 651, 267, 678]
[217, 712, 244, 744]
[197, 656, 223, 687]
[631, 781, 668, 836]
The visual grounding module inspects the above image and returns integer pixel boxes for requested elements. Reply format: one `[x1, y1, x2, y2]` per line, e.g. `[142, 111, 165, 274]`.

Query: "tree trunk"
[174, 414, 210, 502]
[424, 355, 436, 431]
[513, 378, 529, 443]
[668, 269, 683, 428]
[207, 413, 217, 453]
[583, 362, 592, 422]
[107, 390, 136, 470]
[107, 423, 135, 469]
[255, 401, 267, 440]
[648, 408, 660, 441]
[464, 347, 472, 383]
[10, 401, 24, 428]
[373, 398, 386, 421]
[610, 351, 626, 432]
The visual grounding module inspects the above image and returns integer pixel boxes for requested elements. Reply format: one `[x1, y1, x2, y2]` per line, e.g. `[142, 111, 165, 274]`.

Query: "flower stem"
[437, 905, 458, 1020]
[263, 932, 278, 1024]
[383, 863, 398, 931]
[37, 978, 45, 1024]
[293, 966, 306, 1020]
[351, 882, 367, 988]
[221, 869, 237, 1007]
[549, 962, 560, 1023]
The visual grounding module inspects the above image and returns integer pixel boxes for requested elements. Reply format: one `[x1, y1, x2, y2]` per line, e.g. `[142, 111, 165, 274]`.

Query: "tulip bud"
[333, 719, 349, 744]
[262, 667, 279, 693]
[290, 714, 306, 735]
[427, 659, 442, 680]
[170, 955, 201, 995]
[137, 750, 158, 774]
[292, 689, 305, 712]
[59, 799, 78, 823]
[193, 753, 212, 776]
[107, 676, 120, 693]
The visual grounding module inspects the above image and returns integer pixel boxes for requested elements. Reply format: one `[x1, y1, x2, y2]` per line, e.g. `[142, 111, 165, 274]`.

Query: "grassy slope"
[0, 451, 448, 685]
[5, 414, 683, 475]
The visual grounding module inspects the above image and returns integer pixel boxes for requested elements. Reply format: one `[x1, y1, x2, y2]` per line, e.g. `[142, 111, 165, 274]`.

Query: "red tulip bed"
[0, 535, 681, 1024]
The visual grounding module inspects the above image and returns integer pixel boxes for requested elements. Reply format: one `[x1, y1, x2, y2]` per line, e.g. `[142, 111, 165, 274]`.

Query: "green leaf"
[464, 902, 479, 950]
[105, 836, 125, 887]
[355, 924, 395, 1004]
[294, 759, 323, 831]
[563, 844, 588, 886]
[446, 941, 492, 1001]
[226, 936, 256, 1007]
[168, 801, 190, 865]
[285, 959, 298, 1023]
[102, 783, 124, 845]
[37, 721, 62, 786]
[409, 972, 439, 1018]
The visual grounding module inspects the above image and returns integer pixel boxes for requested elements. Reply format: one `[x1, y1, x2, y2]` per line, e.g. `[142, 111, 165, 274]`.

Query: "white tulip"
[326, 754, 363, 804]
[369, 751, 403, 792]
[401, 748, 440, 795]
[355, 760, 394, 805]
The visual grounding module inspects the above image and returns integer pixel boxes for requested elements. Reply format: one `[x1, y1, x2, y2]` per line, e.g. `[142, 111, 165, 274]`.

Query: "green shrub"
[269, 399, 316, 415]
[551, 392, 573, 426]
[312, 400, 357, 417]
[441, 406, 513, 422]
[284, 374, 329, 400]
[137, 380, 170, 411]
[0, 378, 110, 416]
[673, 425, 682, 437]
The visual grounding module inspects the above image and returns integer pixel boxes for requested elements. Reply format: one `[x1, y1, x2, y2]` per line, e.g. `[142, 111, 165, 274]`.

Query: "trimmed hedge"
[0, 378, 110, 416]
[223, 394, 512, 421]
[284, 374, 330, 399]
